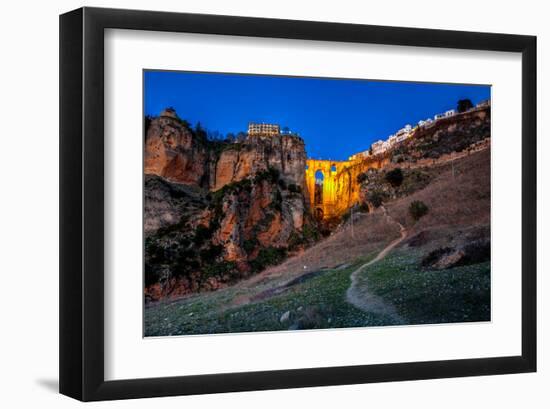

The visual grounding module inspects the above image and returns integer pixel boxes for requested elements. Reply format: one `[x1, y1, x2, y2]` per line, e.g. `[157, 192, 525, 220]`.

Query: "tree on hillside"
[207, 130, 224, 141]
[409, 200, 429, 221]
[236, 131, 247, 142]
[195, 122, 207, 141]
[367, 190, 384, 208]
[457, 99, 474, 113]
[385, 168, 404, 187]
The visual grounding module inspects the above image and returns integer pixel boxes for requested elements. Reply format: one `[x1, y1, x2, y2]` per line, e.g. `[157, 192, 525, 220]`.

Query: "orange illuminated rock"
[144, 114, 208, 186]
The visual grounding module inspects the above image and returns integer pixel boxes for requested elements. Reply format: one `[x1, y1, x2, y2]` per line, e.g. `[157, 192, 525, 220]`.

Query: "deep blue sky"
[144, 71, 490, 161]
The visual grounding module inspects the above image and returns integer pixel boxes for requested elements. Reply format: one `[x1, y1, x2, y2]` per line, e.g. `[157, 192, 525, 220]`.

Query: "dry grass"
[387, 148, 490, 235]
[257, 209, 401, 279]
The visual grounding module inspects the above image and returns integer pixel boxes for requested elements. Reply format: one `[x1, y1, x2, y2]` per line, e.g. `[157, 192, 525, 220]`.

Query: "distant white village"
[244, 99, 490, 163]
[348, 99, 490, 161]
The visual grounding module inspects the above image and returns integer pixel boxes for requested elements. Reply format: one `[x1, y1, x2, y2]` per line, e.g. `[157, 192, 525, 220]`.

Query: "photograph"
[143, 71, 492, 337]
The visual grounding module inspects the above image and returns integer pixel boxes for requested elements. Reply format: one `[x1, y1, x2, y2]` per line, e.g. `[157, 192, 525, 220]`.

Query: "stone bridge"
[304, 156, 387, 220]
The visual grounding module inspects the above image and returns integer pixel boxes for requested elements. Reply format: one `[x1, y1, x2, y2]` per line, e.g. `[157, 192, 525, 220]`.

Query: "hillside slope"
[145, 147, 490, 335]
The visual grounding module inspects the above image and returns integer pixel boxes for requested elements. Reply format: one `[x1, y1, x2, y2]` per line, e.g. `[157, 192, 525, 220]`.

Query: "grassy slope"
[362, 250, 490, 324]
[145, 257, 402, 336]
[355, 148, 491, 324]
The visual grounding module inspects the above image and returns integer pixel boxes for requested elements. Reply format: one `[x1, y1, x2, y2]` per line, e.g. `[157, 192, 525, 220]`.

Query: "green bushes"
[385, 168, 404, 187]
[193, 224, 214, 246]
[358, 202, 370, 213]
[287, 231, 306, 249]
[287, 183, 301, 194]
[199, 244, 223, 262]
[243, 238, 259, 254]
[250, 247, 287, 272]
[203, 261, 239, 279]
[211, 178, 253, 204]
[357, 172, 368, 184]
[302, 223, 321, 242]
[367, 190, 385, 208]
[254, 167, 280, 184]
[457, 98, 474, 113]
[409, 200, 429, 221]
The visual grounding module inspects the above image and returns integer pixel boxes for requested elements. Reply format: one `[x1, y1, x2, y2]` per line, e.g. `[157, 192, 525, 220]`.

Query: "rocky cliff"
[144, 109, 316, 301]
[145, 108, 306, 190]
[144, 109, 209, 186]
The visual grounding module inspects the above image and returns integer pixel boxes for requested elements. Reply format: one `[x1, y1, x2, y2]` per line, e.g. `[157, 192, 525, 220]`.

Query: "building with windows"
[393, 124, 413, 143]
[349, 149, 371, 161]
[371, 139, 389, 155]
[418, 118, 433, 128]
[388, 134, 398, 146]
[248, 122, 280, 136]
[435, 110, 457, 121]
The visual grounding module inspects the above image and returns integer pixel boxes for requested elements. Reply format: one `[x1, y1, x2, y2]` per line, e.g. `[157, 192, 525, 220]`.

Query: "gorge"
[144, 105, 491, 301]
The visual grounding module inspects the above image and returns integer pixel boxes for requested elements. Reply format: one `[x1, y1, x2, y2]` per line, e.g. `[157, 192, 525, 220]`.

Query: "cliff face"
[145, 113, 306, 191]
[144, 111, 315, 301]
[144, 113, 209, 186]
[211, 135, 306, 190]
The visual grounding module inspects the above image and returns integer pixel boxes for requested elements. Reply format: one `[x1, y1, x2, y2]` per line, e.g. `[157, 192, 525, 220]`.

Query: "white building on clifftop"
[371, 140, 389, 155]
[248, 122, 280, 136]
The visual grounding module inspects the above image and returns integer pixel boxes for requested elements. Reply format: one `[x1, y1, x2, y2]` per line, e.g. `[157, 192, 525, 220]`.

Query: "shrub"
[193, 224, 214, 245]
[203, 261, 239, 279]
[199, 245, 223, 262]
[357, 172, 368, 184]
[341, 210, 351, 223]
[359, 202, 370, 213]
[302, 223, 320, 242]
[254, 167, 280, 184]
[457, 98, 474, 113]
[242, 238, 259, 254]
[287, 231, 306, 249]
[367, 190, 384, 208]
[250, 247, 287, 272]
[409, 200, 429, 221]
[385, 168, 404, 187]
[287, 183, 301, 194]
[210, 178, 252, 206]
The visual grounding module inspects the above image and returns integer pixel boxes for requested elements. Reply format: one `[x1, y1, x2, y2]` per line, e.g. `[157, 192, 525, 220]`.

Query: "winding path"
[345, 206, 408, 323]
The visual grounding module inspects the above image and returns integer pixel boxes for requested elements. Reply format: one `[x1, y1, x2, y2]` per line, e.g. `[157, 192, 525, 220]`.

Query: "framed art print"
[60, 7, 536, 401]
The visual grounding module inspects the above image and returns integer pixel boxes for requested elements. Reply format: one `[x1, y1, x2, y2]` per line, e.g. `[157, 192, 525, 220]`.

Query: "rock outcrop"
[144, 109, 209, 186]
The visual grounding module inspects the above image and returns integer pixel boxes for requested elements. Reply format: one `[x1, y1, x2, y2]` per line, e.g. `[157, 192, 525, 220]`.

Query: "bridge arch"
[305, 157, 383, 220]
[314, 170, 325, 205]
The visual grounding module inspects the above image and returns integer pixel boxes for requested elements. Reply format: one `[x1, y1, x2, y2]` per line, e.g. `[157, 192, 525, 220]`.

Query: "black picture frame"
[60, 7, 537, 401]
